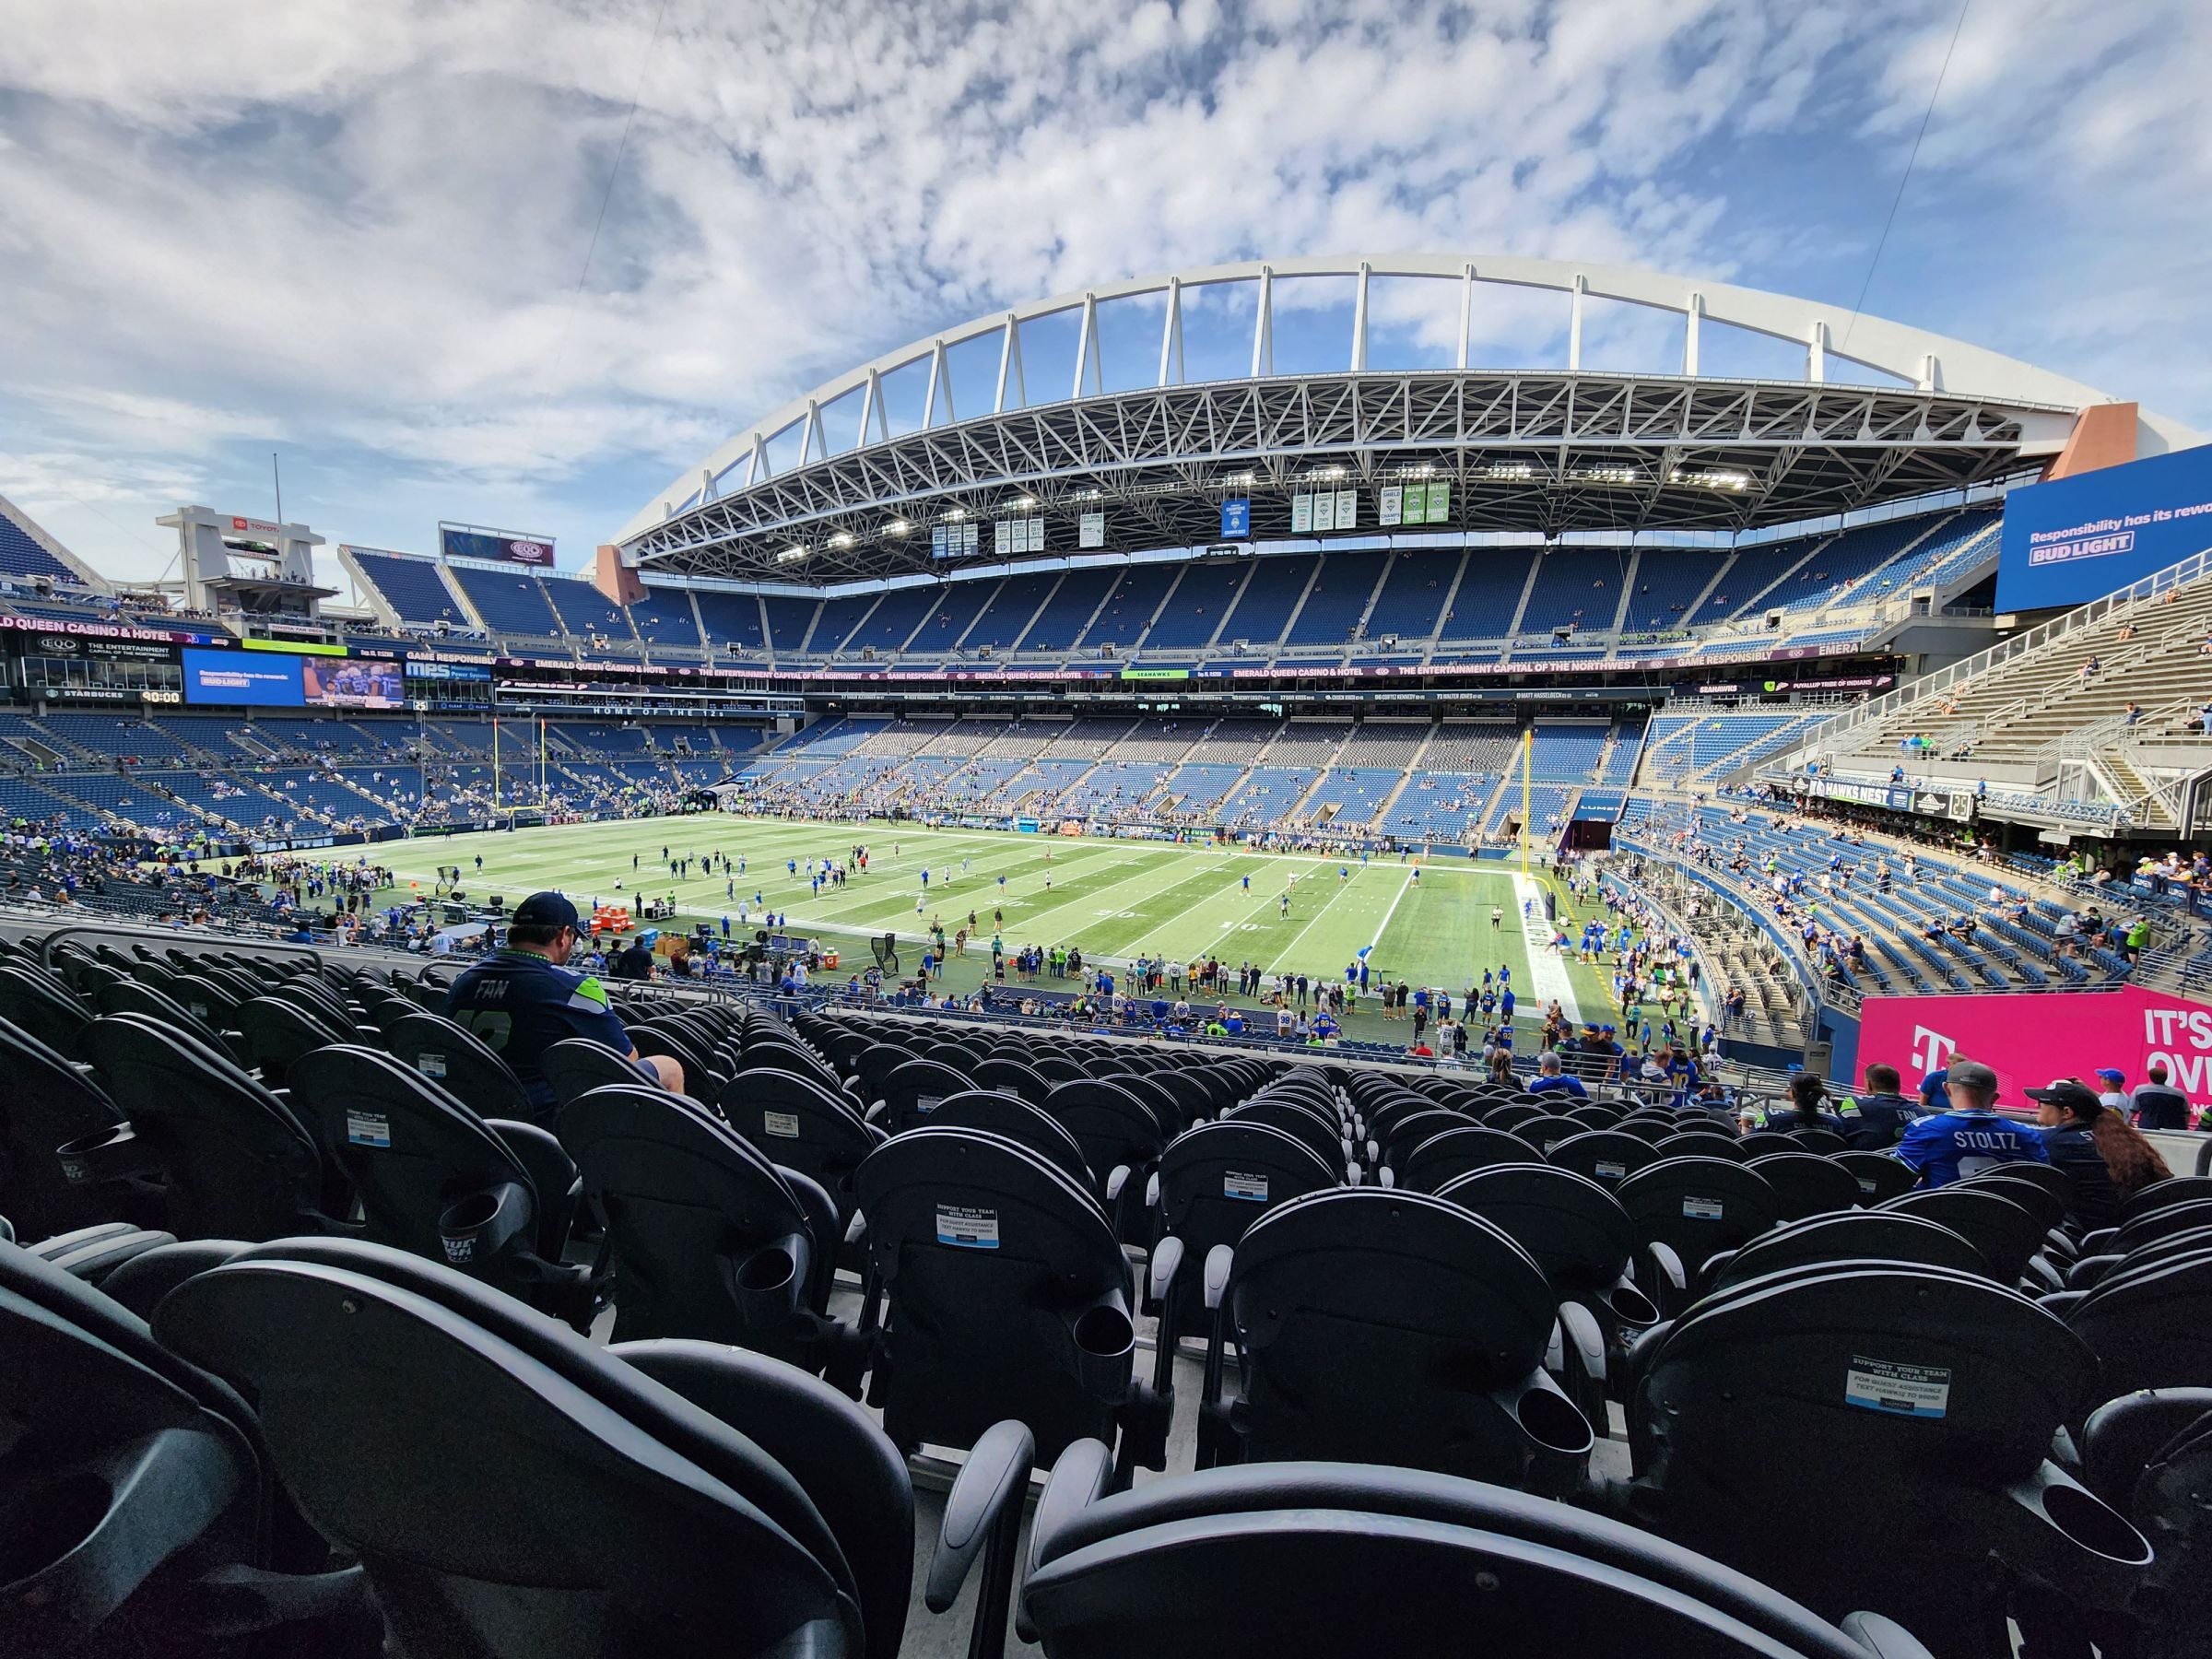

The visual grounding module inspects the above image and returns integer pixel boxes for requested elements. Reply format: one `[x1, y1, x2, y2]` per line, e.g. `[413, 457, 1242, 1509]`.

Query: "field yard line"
[1366, 869, 1415, 954]
[971, 844, 1202, 941]
[1265, 862, 1381, 970]
[1512, 872, 1582, 1022]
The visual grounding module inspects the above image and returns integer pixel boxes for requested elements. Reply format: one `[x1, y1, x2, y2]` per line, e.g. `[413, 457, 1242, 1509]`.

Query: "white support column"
[1350, 260, 1371, 371]
[1683, 292, 1702, 376]
[859, 367, 888, 445]
[1074, 294, 1102, 399]
[1918, 353, 1942, 393]
[924, 339, 954, 427]
[1456, 264, 1475, 370]
[700, 467, 716, 503]
[1251, 267, 1274, 378]
[1568, 274, 1586, 371]
[994, 313, 1025, 413]
[1158, 277, 1185, 387]
[747, 433, 768, 485]
[1806, 320, 1828, 384]
[802, 400, 824, 463]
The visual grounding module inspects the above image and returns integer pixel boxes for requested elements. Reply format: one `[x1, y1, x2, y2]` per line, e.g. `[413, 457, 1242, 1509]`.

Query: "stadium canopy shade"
[619, 253, 2194, 586]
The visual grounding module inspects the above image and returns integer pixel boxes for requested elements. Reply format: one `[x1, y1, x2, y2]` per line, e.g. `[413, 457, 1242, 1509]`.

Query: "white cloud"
[0, 0, 2206, 575]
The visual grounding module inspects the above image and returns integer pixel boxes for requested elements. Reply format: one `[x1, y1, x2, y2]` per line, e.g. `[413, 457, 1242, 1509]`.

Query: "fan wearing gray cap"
[442, 890, 685, 1119]
[1890, 1057, 2050, 1188]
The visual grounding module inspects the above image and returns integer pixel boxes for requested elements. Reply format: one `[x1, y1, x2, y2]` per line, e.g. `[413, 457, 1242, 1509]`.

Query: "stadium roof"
[617, 253, 2195, 585]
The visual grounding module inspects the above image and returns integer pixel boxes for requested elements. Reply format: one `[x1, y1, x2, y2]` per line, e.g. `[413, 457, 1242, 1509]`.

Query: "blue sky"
[1, 0, 2206, 594]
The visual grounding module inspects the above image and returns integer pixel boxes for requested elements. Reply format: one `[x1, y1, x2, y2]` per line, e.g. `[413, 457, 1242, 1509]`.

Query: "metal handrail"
[1778, 542, 2212, 765]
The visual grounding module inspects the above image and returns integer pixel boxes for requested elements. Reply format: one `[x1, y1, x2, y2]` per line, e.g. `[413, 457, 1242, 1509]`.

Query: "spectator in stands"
[610, 933, 654, 981]
[1528, 1051, 1588, 1099]
[441, 892, 683, 1116]
[1893, 1059, 2048, 1186]
[2027, 1078, 2170, 1228]
[1837, 1063, 1925, 1150]
[1760, 1072, 1845, 1135]
[2093, 1068, 2130, 1112]
[2129, 1062, 2195, 1131]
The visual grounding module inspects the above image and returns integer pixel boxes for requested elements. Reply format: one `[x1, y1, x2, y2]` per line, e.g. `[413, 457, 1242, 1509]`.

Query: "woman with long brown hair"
[2027, 1078, 2171, 1229]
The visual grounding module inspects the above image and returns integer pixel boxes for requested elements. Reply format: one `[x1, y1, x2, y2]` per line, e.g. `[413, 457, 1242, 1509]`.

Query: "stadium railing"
[1777, 542, 2212, 772]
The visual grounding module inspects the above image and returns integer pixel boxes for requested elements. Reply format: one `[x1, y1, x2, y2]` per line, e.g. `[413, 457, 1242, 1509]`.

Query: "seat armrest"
[1840, 1611, 1936, 1659]
[1147, 1236, 1185, 1306]
[1017, 1439, 1112, 1641]
[925, 1419, 1035, 1613]
[1203, 1243, 1234, 1312]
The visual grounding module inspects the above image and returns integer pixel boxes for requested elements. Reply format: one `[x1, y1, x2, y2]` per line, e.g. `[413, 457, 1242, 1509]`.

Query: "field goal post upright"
[1520, 727, 1533, 877]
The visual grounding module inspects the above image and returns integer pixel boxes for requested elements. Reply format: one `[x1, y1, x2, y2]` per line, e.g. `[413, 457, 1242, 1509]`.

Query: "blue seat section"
[904, 579, 1000, 653]
[543, 578, 637, 641]
[1484, 782, 1573, 835]
[1603, 721, 1646, 783]
[351, 552, 468, 626]
[691, 590, 766, 652]
[762, 595, 819, 653]
[1141, 560, 1246, 650]
[0, 500, 79, 582]
[1155, 762, 1243, 814]
[795, 594, 867, 655]
[1076, 563, 1185, 652]
[1838, 506, 2003, 602]
[629, 587, 703, 650]
[1526, 723, 1609, 782]
[961, 572, 1060, 653]
[1020, 568, 1116, 653]
[1362, 550, 1462, 641]
[449, 566, 560, 635]
[1635, 708, 1803, 786]
[842, 586, 936, 654]
[1769, 517, 1941, 613]
[1285, 554, 1380, 645]
[1517, 548, 1631, 634]
[42, 715, 200, 763]
[1212, 554, 1315, 650]
[1438, 549, 1535, 639]
[1688, 539, 1814, 624]
[1623, 551, 1727, 632]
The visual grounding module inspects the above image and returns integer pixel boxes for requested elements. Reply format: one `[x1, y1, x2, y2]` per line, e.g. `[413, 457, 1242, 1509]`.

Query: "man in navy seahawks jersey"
[1891, 1058, 2048, 1187]
[444, 891, 684, 1119]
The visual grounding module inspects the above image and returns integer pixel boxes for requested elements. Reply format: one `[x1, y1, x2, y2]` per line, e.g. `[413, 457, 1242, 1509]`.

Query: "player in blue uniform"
[443, 892, 681, 1120]
[1891, 1059, 2049, 1187]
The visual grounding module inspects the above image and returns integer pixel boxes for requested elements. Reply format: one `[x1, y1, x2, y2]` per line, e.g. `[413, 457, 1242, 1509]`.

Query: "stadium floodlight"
[1483, 462, 1537, 482]
[945, 508, 967, 521]
[828, 532, 855, 548]
[1014, 495, 1037, 510]
[1668, 467, 1754, 492]
[775, 546, 809, 563]
[885, 518, 912, 535]
[1578, 465, 1641, 485]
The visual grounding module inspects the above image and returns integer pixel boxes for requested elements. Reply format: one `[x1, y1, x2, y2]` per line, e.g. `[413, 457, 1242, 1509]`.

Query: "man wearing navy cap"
[444, 890, 684, 1119]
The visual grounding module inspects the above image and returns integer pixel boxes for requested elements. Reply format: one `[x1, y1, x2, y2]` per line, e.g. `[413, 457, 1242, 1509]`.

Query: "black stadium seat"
[1629, 1260, 2152, 1653]
[559, 1082, 861, 1382]
[1014, 1455, 1941, 1659]
[1201, 1187, 1594, 1490]
[71, 1011, 335, 1241]
[0, 1014, 140, 1241]
[854, 1125, 1169, 1480]
[383, 1008, 537, 1124]
[0, 1237, 371, 1656]
[152, 1238, 921, 1659]
[284, 1044, 590, 1323]
[1147, 1117, 1340, 1345]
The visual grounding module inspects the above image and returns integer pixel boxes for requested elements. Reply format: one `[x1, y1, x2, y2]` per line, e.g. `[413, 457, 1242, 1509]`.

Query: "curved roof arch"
[615, 250, 2203, 579]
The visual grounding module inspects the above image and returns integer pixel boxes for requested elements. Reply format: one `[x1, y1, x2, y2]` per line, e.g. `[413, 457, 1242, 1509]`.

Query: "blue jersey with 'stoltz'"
[443, 949, 630, 1108]
[1891, 1107, 2050, 1187]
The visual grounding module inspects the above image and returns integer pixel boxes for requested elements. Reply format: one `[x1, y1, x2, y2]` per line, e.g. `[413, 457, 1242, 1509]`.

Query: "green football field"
[377, 815, 1640, 1023]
